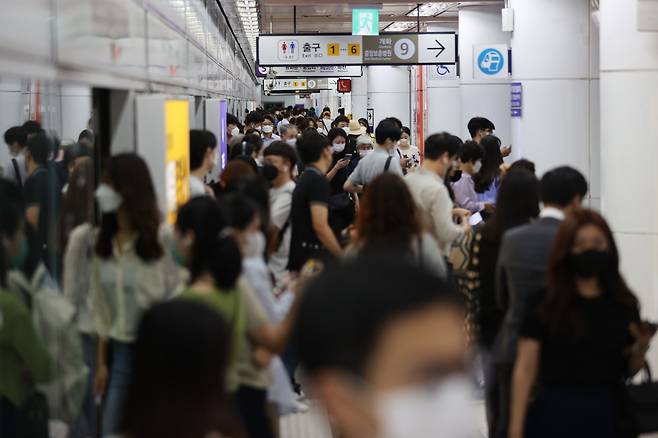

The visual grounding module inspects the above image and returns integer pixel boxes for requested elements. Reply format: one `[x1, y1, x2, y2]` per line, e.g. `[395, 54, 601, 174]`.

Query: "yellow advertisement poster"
[165, 100, 190, 224]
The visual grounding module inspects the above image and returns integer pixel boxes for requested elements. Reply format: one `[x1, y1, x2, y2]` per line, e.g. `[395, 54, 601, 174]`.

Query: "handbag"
[624, 362, 658, 435]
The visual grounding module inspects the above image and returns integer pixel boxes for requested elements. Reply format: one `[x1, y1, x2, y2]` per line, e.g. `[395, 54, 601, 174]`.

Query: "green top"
[0, 290, 52, 407]
[179, 287, 246, 392]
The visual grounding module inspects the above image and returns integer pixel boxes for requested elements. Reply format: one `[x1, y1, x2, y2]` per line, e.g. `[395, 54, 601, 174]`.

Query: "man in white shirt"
[3, 126, 28, 188]
[263, 141, 298, 289]
[189, 130, 218, 198]
[261, 114, 281, 149]
[344, 118, 404, 194]
[405, 133, 471, 255]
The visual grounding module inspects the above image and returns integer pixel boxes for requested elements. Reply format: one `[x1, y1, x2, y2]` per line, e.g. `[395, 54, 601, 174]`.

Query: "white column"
[459, 5, 511, 145]
[510, 0, 595, 184]
[600, 0, 658, 366]
[350, 68, 368, 120]
[367, 65, 411, 127]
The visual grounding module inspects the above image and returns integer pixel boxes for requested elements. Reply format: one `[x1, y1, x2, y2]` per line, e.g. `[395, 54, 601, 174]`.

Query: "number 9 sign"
[394, 38, 416, 60]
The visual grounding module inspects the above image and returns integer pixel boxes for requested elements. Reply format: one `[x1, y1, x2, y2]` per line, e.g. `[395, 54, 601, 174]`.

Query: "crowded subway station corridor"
[1, 0, 658, 437]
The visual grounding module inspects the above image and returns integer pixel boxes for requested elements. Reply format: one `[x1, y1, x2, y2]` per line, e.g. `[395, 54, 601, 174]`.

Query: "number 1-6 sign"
[348, 43, 360, 56]
[327, 43, 340, 56]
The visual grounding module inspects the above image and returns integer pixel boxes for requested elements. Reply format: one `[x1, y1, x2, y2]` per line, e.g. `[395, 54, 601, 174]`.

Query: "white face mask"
[399, 138, 409, 146]
[286, 138, 297, 147]
[317, 127, 325, 134]
[262, 125, 274, 134]
[332, 142, 346, 154]
[95, 183, 123, 213]
[359, 149, 371, 158]
[230, 126, 240, 137]
[473, 161, 482, 173]
[376, 375, 476, 438]
[243, 231, 266, 259]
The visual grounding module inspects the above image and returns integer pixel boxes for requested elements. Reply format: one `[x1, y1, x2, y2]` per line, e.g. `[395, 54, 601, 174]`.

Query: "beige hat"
[348, 119, 367, 136]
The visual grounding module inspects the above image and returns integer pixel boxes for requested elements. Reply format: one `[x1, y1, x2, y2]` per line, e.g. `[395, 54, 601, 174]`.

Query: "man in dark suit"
[487, 166, 589, 438]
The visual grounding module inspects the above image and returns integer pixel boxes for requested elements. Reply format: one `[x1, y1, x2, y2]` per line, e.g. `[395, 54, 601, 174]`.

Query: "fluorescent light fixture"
[384, 21, 417, 32]
[406, 2, 460, 17]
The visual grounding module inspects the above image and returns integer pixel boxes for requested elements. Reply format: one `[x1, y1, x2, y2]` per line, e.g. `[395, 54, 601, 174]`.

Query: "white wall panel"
[367, 66, 410, 126]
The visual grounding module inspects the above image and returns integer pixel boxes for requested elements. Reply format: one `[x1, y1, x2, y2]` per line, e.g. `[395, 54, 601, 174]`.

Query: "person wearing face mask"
[217, 194, 307, 438]
[91, 154, 182, 436]
[509, 209, 655, 438]
[0, 179, 53, 437]
[347, 134, 374, 176]
[2, 126, 28, 189]
[288, 131, 344, 273]
[261, 114, 281, 149]
[189, 130, 218, 198]
[343, 119, 404, 194]
[262, 142, 297, 289]
[244, 111, 265, 133]
[227, 113, 244, 149]
[491, 166, 588, 438]
[396, 126, 421, 173]
[294, 253, 479, 438]
[279, 123, 298, 148]
[452, 141, 493, 214]
[346, 119, 366, 151]
[321, 110, 332, 134]
[332, 115, 350, 134]
[325, 128, 356, 238]
[405, 133, 470, 258]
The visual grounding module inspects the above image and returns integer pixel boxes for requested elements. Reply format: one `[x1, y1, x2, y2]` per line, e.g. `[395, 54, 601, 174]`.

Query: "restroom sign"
[278, 40, 300, 62]
[473, 44, 509, 79]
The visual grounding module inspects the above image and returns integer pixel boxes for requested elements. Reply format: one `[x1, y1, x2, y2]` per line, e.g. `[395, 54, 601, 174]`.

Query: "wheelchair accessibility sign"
[474, 45, 509, 79]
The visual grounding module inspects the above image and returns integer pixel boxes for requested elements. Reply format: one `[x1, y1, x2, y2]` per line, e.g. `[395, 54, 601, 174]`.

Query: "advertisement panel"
[164, 100, 190, 224]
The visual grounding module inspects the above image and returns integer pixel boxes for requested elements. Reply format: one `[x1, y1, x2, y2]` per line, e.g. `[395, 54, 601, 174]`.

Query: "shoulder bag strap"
[11, 158, 22, 189]
[384, 156, 393, 172]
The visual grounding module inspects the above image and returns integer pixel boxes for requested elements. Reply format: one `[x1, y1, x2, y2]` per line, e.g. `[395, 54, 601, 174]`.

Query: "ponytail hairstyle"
[175, 197, 242, 290]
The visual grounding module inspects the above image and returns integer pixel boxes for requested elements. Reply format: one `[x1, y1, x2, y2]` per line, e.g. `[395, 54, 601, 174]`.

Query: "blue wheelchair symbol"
[436, 65, 450, 76]
[477, 48, 504, 75]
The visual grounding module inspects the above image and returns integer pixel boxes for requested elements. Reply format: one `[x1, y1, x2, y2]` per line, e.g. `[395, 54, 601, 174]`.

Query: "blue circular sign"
[477, 48, 505, 75]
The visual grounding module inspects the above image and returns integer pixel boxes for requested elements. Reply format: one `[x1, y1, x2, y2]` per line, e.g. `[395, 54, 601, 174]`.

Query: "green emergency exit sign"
[352, 8, 379, 36]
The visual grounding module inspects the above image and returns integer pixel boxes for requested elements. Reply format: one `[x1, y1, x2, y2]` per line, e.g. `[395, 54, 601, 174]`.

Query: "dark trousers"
[236, 385, 275, 438]
[0, 395, 17, 437]
[486, 362, 514, 438]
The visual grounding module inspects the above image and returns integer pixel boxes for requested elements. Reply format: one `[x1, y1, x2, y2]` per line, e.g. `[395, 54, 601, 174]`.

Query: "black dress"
[520, 295, 640, 438]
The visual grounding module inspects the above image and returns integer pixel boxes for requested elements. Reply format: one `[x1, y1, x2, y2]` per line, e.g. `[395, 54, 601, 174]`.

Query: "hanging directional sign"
[352, 8, 379, 36]
[257, 33, 457, 67]
[264, 78, 330, 92]
[255, 64, 363, 78]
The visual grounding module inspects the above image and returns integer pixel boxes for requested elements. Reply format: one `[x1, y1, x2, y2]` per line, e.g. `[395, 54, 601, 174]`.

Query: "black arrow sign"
[428, 40, 446, 58]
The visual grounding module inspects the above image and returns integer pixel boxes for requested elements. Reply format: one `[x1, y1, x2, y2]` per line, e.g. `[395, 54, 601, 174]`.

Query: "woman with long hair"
[351, 173, 446, 278]
[122, 300, 245, 438]
[92, 153, 180, 436]
[325, 128, 356, 238]
[474, 135, 504, 206]
[509, 209, 656, 438]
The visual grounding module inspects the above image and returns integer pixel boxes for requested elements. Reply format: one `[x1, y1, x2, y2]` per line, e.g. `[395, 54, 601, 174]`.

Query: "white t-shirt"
[189, 175, 207, 197]
[268, 180, 295, 288]
[262, 133, 281, 149]
[2, 153, 27, 187]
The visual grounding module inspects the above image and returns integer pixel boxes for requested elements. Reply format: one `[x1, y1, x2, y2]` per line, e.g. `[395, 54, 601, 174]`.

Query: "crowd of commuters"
[0, 108, 655, 438]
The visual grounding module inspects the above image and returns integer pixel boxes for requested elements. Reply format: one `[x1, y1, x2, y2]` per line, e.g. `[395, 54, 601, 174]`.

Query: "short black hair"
[375, 119, 402, 144]
[509, 159, 536, 175]
[227, 113, 240, 127]
[540, 166, 588, 207]
[263, 114, 275, 124]
[333, 115, 350, 126]
[245, 111, 264, 126]
[385, 117, 403, 129]
[401, 126, 411, 136]
[22, 120, 42, 136]
[189, 130, 217, 171]
[424, 132, 462, 161]
[78, 129, 94, 144]
[4, 126, 27, 147]
[26, 132, 53, 165]
[297, 130, 329, 165]
[460, 141, 484, 163]
[467, 117, 495, 138]
[263, 141, 297, 169]
[294, 251, 463, 376]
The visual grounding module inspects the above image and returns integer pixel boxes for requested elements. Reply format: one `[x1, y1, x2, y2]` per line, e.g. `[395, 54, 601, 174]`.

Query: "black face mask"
[568, 250, 611, 278]
[261, 164, 279, 182]
[449, 170, 462, 183]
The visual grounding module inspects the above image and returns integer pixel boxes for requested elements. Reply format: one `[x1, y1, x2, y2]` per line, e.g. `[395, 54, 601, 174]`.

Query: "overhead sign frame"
[255, 64, 363, 78]
[257, 32, 458, 67]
